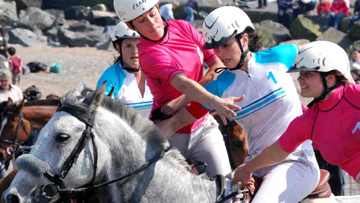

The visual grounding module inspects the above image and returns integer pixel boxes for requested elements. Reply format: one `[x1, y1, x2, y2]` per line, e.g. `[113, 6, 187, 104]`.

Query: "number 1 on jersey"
[268, 71, 277, 84]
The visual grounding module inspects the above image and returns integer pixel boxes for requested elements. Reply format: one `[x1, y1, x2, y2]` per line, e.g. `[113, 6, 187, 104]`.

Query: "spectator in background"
[277, 0, 296, 28]
[0, 27, 7, 59]
[317, 0, 332, 16]
[293, 0, 316, 17]
[257, 0, 267, 9]
[323, 0, 350, 30]
[0, 69, 23, 104]
[160, 1, 180, 21]
[7, 47, 23, 86]
[347, 0, 360, 32]
[184, 0, 199, 22]
[350, 49, 360, 83]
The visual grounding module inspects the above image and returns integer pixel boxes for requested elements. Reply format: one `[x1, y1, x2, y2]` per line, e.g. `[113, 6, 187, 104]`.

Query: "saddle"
[238, 169, 331, 202]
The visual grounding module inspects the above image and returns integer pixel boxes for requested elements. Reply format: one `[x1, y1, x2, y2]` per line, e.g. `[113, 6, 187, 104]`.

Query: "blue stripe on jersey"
[128, 103, 153, 109]
[96, 61, 127, 98]
[235, 88, 286, 119]
[203, 70, 236, 110]
[254, 44, 299, 70]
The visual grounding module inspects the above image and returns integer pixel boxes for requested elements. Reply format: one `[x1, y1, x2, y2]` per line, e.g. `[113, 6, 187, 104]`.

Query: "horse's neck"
[98, 153, 217, 203]
[22, 106, 57, 130]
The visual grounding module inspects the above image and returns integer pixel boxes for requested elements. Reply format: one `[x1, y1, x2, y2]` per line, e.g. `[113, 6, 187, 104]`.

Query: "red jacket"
[331, 0, 350, 16]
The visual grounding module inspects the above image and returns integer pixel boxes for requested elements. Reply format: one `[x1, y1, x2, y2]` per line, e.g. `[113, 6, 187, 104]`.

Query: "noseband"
[38, 100, 170, 202]
[0, 112, 30, 158]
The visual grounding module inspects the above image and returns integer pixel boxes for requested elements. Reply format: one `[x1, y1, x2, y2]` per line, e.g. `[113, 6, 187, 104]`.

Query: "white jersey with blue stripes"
[97, 61, 153, 118]
[205, 44, 313, 159]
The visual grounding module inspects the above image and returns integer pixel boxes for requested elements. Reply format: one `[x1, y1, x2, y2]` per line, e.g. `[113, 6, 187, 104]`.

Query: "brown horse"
[0, 98, 58, 161]
[212, 114, 249, 169]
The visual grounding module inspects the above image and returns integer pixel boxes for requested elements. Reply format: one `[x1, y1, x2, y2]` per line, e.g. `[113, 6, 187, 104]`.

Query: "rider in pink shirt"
[232, 41, 360, 188]
[139, 20, 216, 133]
[279, 84, 360, 180]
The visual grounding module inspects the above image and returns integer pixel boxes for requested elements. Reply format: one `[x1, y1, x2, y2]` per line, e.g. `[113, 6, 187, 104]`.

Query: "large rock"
[0, 1, 18, 26]
[18, 7, 56, 32]
[45, 9, 66, 27]
[279, 39, 310, 47]
[316, 27, 353, 49]
[57, 22, 106, 47]
[348, 21, 360, 41]
[8, 28, 43, 47]
[290, 16, 323, 41]
[254, 20, 291, 48]
[347, 40, 360, 54]
[90, 10, 118, 26]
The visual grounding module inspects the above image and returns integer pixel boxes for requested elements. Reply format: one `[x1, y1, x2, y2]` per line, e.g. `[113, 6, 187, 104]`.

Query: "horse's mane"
[61, 86, 189, 170]
[24, 100, 59, 107]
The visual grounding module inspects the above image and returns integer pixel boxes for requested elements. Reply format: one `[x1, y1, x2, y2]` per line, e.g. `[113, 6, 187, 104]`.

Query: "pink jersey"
[139, 20, 217, 133]
[279, 84, 360, 180]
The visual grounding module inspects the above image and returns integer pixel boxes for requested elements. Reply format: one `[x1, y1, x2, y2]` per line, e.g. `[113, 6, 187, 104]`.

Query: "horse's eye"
[232, 140, 243, 148]
[55, 134, 70, 142]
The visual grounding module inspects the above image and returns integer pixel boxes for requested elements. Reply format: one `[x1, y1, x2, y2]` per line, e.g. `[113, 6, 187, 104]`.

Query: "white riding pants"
[251, 149, 320, 203]
[168, 115, 231, 177]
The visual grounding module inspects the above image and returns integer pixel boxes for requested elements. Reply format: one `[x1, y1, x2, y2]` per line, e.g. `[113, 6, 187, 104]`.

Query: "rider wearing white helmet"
[200, 6, 320, 202]
[234, 41, 360, 193]
[113, 0, 243, 177]
[97, 22, 153, 118]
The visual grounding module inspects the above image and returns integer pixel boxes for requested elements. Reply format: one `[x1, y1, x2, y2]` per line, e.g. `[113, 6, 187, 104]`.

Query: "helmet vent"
[322, 58, 326, 66]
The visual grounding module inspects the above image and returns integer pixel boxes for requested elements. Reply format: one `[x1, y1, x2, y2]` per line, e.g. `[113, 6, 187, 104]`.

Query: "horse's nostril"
[6, 194, 20, 203]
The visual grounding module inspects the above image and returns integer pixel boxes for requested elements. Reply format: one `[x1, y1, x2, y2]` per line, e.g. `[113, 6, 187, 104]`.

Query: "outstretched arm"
[171, 73, 243, 120]
[232, 140, 290, 188]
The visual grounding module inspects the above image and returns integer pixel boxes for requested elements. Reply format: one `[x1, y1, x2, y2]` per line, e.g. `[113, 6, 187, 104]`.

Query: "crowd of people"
[0, 0, 359, 201]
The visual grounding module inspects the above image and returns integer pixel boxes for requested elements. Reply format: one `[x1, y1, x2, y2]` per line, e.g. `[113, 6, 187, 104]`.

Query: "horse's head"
[0, 98, 31, 162]
[4, 82, 171, 203]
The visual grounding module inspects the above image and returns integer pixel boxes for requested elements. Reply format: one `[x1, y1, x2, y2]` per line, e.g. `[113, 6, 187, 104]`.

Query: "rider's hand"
[161, 95, 189, 116]
[232, 163, 252, 189]
[210, 95, 245, 125]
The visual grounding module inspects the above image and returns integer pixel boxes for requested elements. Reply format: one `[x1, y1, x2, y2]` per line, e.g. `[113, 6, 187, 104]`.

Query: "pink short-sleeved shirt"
[279, 84, 360, 180]
[139, 20, 217, 133]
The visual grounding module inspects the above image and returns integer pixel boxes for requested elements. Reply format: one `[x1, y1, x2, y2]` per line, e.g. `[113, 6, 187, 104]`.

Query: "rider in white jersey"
[158, 6, 320, 203]
[97, 22, 153, 118]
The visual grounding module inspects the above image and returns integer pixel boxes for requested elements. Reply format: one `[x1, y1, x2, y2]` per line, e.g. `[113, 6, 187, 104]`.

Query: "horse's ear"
[7, 98, 13, 107]
[107, 86, 114, 98]
[89, 81, 106, 107]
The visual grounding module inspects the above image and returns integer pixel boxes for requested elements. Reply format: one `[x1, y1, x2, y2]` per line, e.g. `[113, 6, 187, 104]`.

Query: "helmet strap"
[308, 72, 341, 107]
[231, 34, 248, 71]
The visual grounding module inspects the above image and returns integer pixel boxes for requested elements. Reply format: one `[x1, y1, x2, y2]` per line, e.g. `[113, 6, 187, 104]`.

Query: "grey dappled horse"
[2, 82, 224, 203]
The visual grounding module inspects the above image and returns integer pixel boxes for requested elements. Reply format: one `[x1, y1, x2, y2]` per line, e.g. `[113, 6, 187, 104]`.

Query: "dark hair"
[112, 39, 123, 64]
[324, 70, 349, 85]
[7, 47, 16, 56]
[235, 28, 263, 52]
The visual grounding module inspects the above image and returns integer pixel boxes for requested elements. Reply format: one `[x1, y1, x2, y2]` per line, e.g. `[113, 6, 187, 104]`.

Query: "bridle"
[0, 111, 30, 159]
[36, 99, 170, 202]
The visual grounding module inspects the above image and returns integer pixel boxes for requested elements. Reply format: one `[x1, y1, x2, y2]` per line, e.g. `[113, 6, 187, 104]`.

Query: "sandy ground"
[14, 44, 117, 98]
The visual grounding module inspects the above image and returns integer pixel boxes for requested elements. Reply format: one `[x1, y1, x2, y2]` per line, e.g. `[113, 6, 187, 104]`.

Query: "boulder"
[45, 9, 66, 27]
[0, 1, 18, 26]
[347, 40, 360, 54]
[90, 10, 118, 26]
[339, 17, 349, 33]
[348, 21, 360, 41]
[279, 39, 310, 47]
[42, 0, 81, 10]
[18, 7, 56, 32]
[290, 16, 322, 41]
[96, 37, 114, 51]
[8, 28, 43, 47]
[57, 22, 106, 47]
[254, 20, 291, 48]
[91, 4, 107, 11]
[316, 27, 353, 49]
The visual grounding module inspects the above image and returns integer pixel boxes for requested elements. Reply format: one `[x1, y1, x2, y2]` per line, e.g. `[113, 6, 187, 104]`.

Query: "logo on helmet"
[133, 0, 147, 10]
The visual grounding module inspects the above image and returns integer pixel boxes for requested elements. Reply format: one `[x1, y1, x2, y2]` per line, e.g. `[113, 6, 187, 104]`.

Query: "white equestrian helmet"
[287, 41, 352, 80]
[202, 6, 254, 50]
[113, 0, 159, 22]
[111, 21, 140, 42]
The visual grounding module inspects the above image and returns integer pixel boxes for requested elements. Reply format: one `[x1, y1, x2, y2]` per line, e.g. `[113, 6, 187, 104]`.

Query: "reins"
[0, 112, 30, 151]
